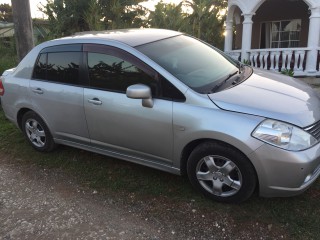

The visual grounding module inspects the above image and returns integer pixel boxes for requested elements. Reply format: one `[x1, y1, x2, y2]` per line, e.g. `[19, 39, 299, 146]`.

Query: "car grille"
[305, 121, 320, 140]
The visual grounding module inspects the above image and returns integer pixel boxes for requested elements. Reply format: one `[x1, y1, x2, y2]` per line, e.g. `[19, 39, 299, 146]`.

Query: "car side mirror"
[126, 84, 154, 108]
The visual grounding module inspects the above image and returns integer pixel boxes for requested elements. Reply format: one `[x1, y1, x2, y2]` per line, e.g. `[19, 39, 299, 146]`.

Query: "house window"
[260, 19, 301, 49]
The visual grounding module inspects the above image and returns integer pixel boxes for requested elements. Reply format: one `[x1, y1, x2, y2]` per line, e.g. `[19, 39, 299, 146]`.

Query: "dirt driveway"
[0, 153, 290, 240]
[0, 153, 167, 240]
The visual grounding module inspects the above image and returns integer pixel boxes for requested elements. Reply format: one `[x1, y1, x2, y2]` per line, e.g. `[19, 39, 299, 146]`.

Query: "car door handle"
[88, 98, 102, 105]
[32, 88, 43, 94]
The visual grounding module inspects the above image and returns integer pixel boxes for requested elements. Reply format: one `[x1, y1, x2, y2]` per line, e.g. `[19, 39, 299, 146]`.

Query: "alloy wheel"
[195, 155, 242, 197]
[25, 119, 46, 148]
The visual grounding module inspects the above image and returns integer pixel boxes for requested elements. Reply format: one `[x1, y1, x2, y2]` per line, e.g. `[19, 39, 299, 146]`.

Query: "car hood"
[208, 69, 320, 127]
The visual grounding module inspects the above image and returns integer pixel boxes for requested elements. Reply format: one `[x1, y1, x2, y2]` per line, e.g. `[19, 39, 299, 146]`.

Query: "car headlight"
[252, 119, 318, 151]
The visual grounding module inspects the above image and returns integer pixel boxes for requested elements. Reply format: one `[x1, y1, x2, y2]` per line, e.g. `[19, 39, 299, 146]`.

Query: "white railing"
[248, 48, 309, 76]
[226, 50, 242, 62]
[226, 48, 316, 77]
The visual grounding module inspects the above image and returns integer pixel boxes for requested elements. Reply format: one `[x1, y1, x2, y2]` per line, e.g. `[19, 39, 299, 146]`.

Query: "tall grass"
[0, 38, 18, 75]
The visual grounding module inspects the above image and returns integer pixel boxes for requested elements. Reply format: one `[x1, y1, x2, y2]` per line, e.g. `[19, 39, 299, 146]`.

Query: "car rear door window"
[33, 49, 82, 86]
[46, 52, 81, 85]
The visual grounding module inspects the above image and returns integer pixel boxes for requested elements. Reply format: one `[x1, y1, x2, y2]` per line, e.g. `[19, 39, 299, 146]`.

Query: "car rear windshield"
[136, 35, 239, 94]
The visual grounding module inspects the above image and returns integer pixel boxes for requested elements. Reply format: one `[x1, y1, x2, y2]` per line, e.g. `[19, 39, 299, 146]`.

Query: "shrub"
[281, 68, 294, 77]
[0, 38, 17, 75]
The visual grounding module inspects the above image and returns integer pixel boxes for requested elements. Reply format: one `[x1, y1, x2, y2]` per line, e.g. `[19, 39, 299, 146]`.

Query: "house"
[224, 0, 320, 76]
[0, 22, 14, 38]
[0, 20, 50, 44]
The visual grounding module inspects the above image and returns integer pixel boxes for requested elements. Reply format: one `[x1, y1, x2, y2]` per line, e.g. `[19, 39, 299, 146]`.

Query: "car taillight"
[0, 78, 4, 96]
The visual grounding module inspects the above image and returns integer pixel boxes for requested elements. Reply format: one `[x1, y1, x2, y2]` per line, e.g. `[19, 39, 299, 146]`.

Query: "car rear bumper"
[249, 143, 320, 197]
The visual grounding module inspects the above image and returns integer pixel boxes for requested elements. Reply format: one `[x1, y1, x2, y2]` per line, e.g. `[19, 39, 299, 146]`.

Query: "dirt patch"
[0, 153, 290, 239]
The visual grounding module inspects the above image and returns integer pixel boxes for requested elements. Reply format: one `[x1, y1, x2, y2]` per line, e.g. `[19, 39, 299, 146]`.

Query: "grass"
[0, 107, 194, 198]
[0, 41, 17, 75]
[0, 108, 319, 239]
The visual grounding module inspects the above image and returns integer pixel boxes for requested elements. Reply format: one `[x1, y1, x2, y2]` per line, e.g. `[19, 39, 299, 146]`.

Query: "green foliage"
[148, 2, 187, 31]
[40, 0, 147, 38]
[0, 7, 16, 74]
[40, 0, 93, 37]
[182, 0, 227, 48]
[147, 0, 227, 49]
[0, 38, 17, 75]
[0, 55, 16, 76]
[281, 68, 294, 77]
[98, 0, 147, 29]
[84, 1, 104, 31]
[242, 59, 251, 65]
[38, 0, 227, 49]
[0, 3, 13, 22]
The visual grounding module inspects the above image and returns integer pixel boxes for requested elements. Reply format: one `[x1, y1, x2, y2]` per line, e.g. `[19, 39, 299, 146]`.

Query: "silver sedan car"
[0, 29, 319, 203]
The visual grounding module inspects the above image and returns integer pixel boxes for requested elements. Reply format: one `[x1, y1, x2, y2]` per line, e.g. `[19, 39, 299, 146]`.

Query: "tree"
[41, 0, 93, 37]
[183, 0, 227, 47]
[84, 1, 104, 31]
[40, 0, 227, 49]
[98, 0, 147, 29]
[11, 0, 34, 61]
[0, 3, 13, 22]
[148, 2, 186, 31]
[147, 0, 227, 49]
[41, 0, 148, 38]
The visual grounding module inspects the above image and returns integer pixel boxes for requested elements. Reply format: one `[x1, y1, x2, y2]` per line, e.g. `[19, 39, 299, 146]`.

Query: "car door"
[29, 45, 90, 144]
[83, 44, 173, 165]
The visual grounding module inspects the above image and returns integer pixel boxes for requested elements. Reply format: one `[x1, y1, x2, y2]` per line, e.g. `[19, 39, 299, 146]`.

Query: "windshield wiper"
[209, 70, 239, 93]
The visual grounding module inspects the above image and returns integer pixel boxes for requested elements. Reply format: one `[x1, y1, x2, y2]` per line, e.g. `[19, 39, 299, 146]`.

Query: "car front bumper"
[249, 142, 320, 197]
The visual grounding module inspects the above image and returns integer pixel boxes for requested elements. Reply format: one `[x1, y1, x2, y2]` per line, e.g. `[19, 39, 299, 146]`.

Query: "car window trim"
[32, 52, 48, 80]
[40, 44, 83, 54]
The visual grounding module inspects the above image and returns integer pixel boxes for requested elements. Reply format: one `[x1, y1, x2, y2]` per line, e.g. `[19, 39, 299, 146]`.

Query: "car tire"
[187, 141, 256, 203]
[21, 111, 56, 152]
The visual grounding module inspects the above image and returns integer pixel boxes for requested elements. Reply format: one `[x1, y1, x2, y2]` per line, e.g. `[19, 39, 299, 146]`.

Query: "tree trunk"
[11, 0, 34, 61]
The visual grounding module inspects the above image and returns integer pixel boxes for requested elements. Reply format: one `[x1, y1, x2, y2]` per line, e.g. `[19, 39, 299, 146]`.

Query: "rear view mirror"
[126, 84, 153, 108]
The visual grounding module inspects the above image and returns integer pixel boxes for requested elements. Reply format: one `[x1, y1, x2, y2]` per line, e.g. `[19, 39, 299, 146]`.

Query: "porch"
[224, 0, 320, 77]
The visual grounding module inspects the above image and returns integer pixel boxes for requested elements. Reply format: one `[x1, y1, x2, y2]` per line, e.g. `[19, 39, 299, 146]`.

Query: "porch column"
[241, 13, 254, 62]
[224, 20, 233, 52]
[306, 7, 320, 75]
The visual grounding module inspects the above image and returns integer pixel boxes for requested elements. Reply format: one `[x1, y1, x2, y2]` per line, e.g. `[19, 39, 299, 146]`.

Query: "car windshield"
[136, 35, 239, 93]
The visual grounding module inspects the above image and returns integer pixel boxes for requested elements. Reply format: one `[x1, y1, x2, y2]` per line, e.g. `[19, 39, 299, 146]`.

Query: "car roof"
[60, 28, 183, 47]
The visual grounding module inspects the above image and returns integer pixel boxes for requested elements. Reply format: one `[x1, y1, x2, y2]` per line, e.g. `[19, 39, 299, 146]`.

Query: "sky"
[140, 0, 182, 10]
[1, 0, 182, 19]
[1, 0, 47, 18]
